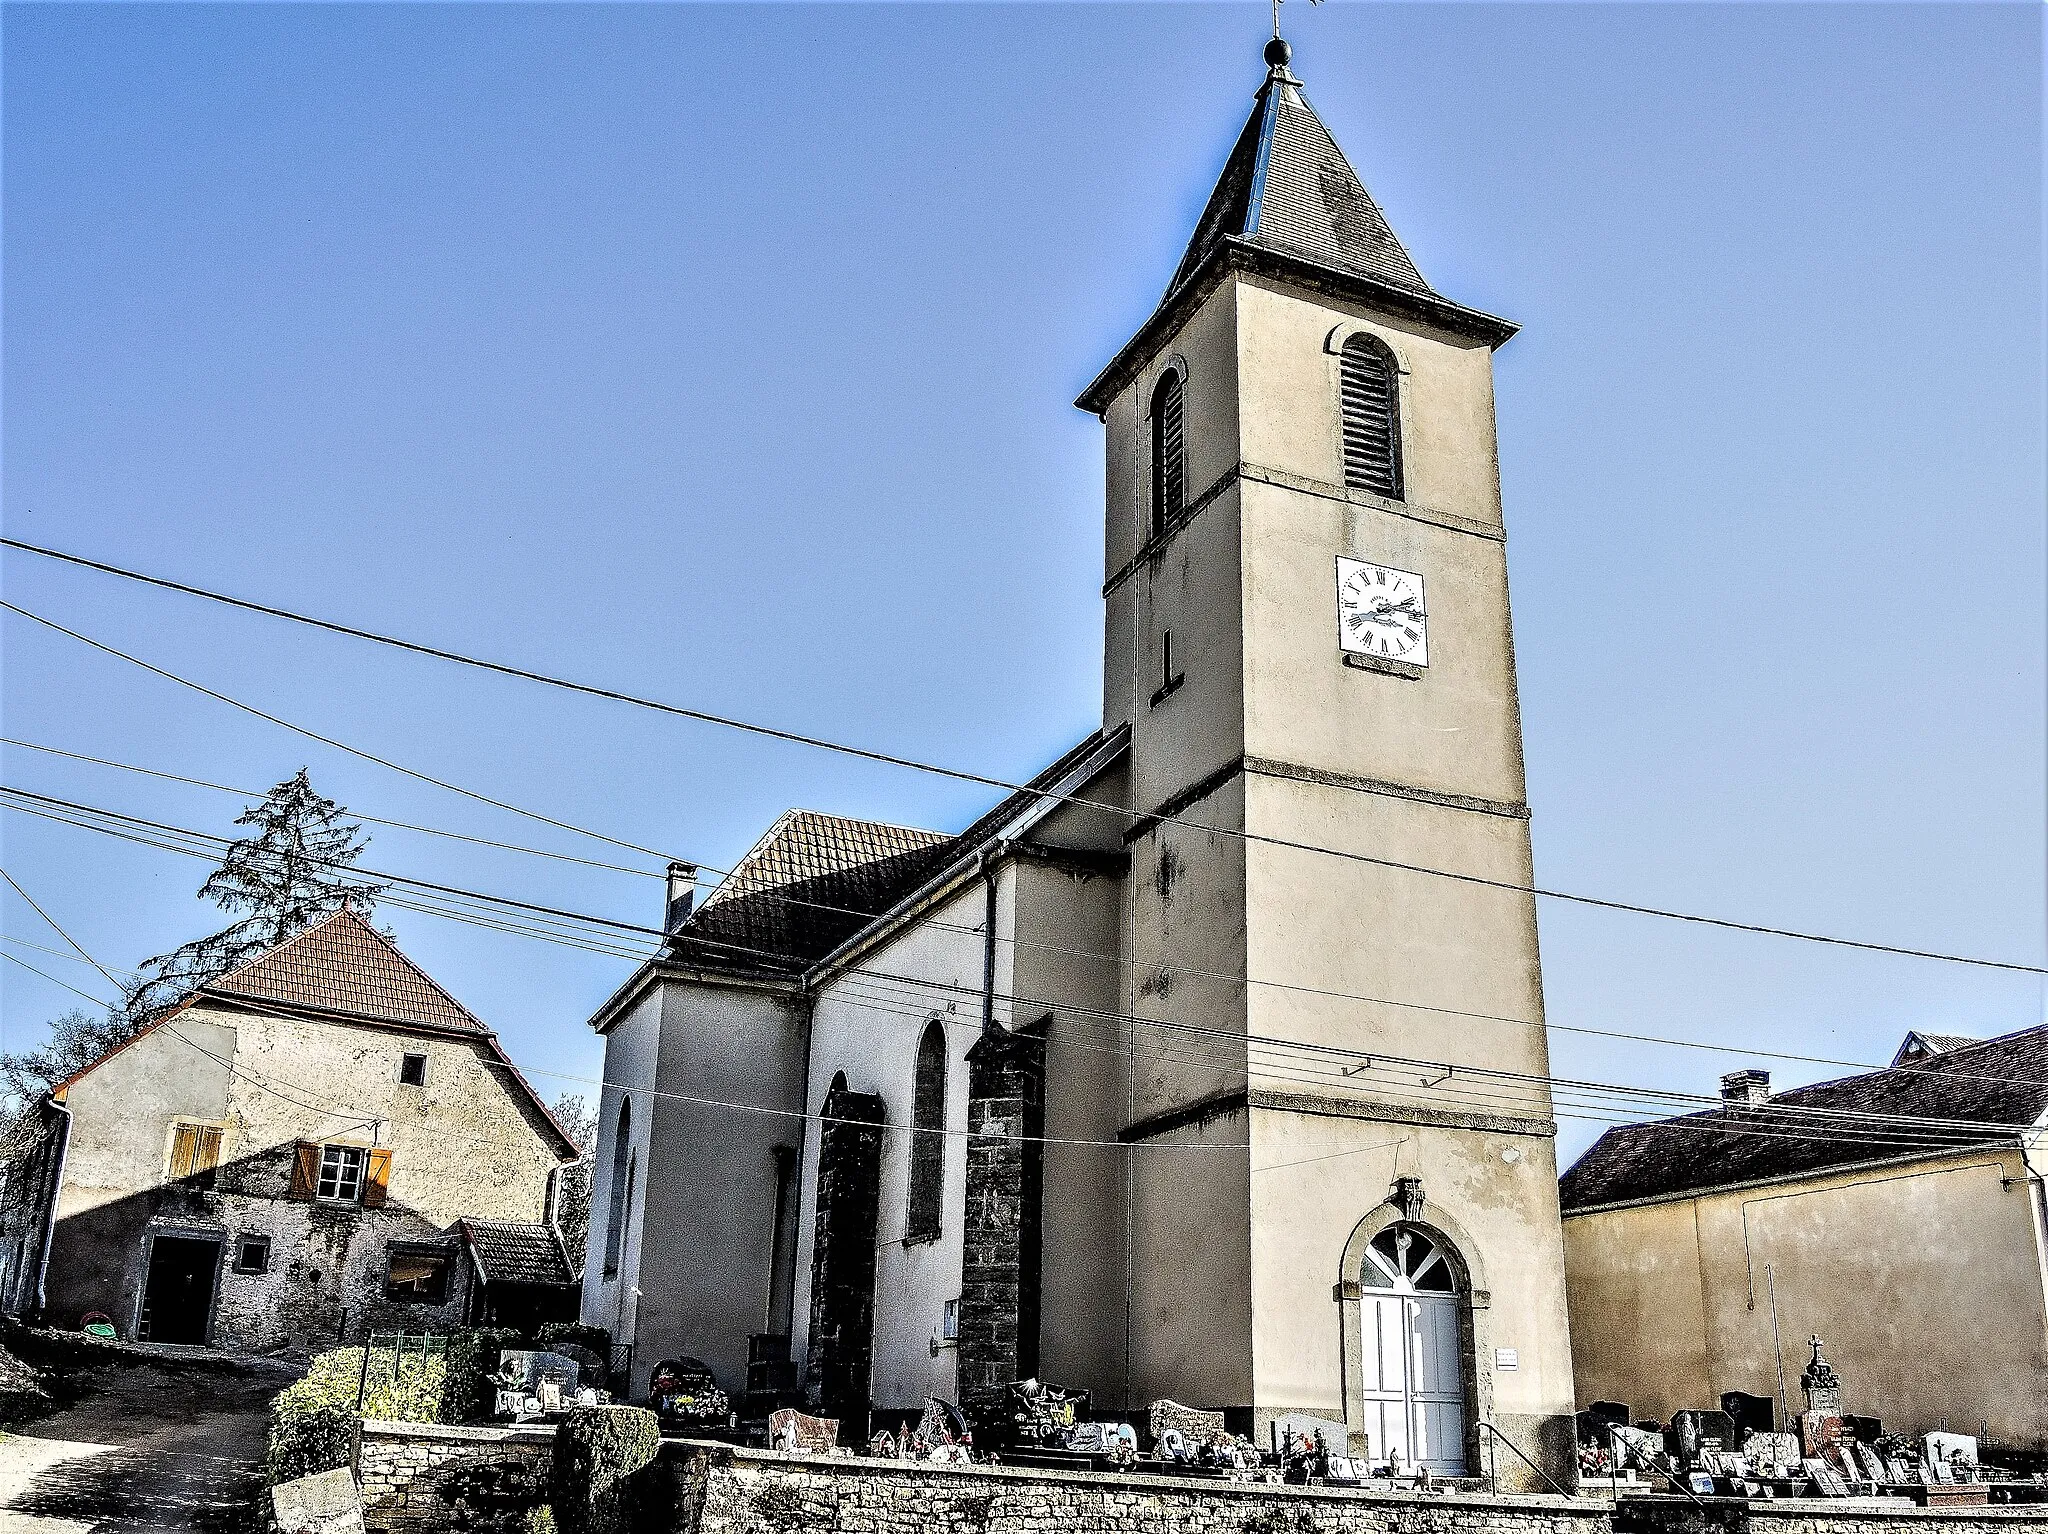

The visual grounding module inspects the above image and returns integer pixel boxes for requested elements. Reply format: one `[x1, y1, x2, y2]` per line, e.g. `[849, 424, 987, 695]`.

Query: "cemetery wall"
[355, 1418, 554, 1534]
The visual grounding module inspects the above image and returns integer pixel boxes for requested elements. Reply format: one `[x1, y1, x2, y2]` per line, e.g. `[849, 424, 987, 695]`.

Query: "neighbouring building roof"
[1559, 1022, 2048, 1212]
[1168, 50, 1431, 303]
[458, 1217, 576, 1287]
[205, 907, 488, 1034]
[1891, 1030, 1982, 1067]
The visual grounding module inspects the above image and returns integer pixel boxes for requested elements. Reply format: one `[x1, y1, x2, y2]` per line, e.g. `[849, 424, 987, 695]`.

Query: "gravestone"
[1798, 1411, 1844, 1458]
[1149, 1399, 1225, 1447]
[1720, 1392, 1775, 1439]
[1272, 1413, 1353, 1459]
[1799, 1337, 1843, 1414]
[768, 1407, 840, 1455]
[1745, 1432, 1802, 1479]
[270, 1469, 366, 1534]
[1672, 1410, 1736, 1468]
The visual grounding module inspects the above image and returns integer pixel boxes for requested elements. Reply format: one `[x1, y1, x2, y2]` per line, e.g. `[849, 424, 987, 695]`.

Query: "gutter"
[33, 1094, 71, 1315]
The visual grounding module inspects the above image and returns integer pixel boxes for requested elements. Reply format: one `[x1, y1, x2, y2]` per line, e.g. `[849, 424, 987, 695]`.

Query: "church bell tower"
[1076, 38, 1576, 1485]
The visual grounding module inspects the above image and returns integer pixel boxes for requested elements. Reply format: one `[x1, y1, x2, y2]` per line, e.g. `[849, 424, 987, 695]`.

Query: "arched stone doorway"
[1339, 1200, 1488, 1476]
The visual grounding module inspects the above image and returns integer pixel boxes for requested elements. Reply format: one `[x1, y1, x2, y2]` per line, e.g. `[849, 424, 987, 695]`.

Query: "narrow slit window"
[603, 1097, 632, 1278]
[1149, 371, 1185, 537]
[1151, 629, 1184, 707]
[905, 1022, 946, 1241]
[1340, 335, 1402, 499]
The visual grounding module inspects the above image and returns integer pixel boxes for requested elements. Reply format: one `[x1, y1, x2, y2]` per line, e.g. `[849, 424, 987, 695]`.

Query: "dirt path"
[0, 1356, 301, 1533]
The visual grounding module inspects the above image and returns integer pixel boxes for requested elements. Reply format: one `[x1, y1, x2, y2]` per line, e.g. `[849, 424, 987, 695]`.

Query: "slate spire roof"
[1168, 40, 1432, 303]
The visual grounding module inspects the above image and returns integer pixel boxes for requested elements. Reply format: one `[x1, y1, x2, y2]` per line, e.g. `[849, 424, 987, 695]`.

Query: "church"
[579, 38, 1577, 1489]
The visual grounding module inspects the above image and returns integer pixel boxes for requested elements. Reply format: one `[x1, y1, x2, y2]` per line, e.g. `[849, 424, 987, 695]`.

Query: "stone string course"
[355, 1419, 554, 1534]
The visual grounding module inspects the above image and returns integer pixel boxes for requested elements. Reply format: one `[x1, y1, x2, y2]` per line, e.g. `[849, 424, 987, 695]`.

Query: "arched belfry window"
[1149, 370, 1185, 538]
[1340, 334, 1403, 499]
[602, 1095, 632, 1278]
[905, 1022, 946, 1241]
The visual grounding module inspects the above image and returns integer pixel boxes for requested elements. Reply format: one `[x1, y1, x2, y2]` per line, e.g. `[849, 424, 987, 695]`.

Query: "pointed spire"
[1167, 41, 1432, 302]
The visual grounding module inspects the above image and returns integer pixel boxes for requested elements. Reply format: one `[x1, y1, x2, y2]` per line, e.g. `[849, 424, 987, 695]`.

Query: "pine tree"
[122, 769, 386, 1023]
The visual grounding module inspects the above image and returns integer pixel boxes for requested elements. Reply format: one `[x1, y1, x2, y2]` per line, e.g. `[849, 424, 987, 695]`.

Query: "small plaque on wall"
[1495, 1348, 1520, 1371]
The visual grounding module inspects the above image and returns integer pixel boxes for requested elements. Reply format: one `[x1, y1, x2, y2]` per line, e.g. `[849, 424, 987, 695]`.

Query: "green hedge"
[535, 1322, 611, 1360]
[443, 1327, 524, 1425]
[550, 1404, 659, 1534]
[267, 1343, 448, 1483]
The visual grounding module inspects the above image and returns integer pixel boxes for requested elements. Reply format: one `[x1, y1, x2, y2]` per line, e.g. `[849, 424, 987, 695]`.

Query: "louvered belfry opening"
[1149, 370, 1185, 536]
[1341, 335, 1402, 499]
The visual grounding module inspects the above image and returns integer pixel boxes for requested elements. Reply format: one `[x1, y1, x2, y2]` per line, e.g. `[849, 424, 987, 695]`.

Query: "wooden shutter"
[1341, 339, 1402, 499]
[363, 1148, 393, 1209]
[289, 1141, 320, 1200]
[168, 1124, 200, 1180]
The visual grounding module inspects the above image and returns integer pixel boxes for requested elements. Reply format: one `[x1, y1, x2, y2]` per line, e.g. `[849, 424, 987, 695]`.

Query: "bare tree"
[550, 1092, 597, 1268]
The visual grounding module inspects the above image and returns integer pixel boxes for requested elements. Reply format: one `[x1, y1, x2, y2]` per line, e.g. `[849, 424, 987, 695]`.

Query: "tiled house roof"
[671, 811, 956, 977]
[1559, 1024, 2048, 1212]
[206, 908, 488, 1034]
[459, 1217, 576, 1286]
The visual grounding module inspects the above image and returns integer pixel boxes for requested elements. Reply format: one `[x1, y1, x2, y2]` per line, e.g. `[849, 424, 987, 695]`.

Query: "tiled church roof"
[1168, 50, 1432, 302]
[670, 811, 956, 976]
[206, 908, 488, 1034]
[1559, 1023, 2048, 1212]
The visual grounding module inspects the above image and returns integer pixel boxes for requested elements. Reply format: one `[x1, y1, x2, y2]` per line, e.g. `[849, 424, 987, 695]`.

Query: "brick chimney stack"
[1719, 1069, 1771, 1105]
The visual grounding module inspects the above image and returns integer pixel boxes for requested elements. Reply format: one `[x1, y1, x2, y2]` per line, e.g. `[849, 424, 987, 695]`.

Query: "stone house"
[581, 39, 1578, 1489]
[1558, 1024, 2048, 1445]
[6, 908, 581, 1351]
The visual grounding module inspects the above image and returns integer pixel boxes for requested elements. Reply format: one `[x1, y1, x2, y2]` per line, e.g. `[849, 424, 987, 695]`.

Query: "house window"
[399, 1053, 428, 1087]
[1340, 333, 1403, 499]
[602, 1096, 633, 1279]
[234, 1235, 271, 1275]
[385, 1246, 451, 1303]
[317, 1145, 366, 1203]
[905, 1022, 947, 1242]
[167, 1123, 224, 1187]
[1149, 370, 1185, 537]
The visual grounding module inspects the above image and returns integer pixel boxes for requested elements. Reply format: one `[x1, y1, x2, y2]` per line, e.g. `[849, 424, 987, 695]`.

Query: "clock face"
[1336, 557, 1428, 666]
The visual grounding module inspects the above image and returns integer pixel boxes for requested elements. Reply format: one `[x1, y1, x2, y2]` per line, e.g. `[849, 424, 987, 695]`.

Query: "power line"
[9, 738, 2021, 1092]
[1, 738, 662, 881]
[7, 785, 2031, 1151]
[1, 951, 119, 1012]
[4, 546, 2042, 977]
[1, 865, 127, 994]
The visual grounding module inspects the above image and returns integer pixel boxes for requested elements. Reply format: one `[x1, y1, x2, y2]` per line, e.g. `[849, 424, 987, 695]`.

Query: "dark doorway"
[802, 1074, 885, 1444]
[140, 1236, 220, 1344]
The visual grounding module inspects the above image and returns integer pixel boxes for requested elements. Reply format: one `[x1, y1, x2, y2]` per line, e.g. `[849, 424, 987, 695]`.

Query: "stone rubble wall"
[664, 1442, 1614, 1534]
[1614, 1500, 2048, 1534]
[355, 1418, 554, 1534]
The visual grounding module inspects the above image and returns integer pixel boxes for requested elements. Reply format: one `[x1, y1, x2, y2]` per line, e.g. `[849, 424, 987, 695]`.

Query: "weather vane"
[1272, 0, 1322, 42]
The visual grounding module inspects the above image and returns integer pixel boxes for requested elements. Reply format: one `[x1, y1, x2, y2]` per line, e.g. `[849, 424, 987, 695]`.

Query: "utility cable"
[4, 547, 2043, 977]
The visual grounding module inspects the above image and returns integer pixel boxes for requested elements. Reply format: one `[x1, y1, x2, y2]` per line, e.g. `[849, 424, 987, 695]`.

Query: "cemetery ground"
[0, 1342, 302, 1533]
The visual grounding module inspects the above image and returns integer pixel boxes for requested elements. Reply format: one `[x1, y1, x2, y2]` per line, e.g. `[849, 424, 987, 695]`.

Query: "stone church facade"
[582, 40, 1576, 1487]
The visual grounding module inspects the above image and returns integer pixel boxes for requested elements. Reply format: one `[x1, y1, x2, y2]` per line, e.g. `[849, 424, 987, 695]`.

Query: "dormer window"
[1340, 334, 1402, 499]
[1149, 370, 1185, 537]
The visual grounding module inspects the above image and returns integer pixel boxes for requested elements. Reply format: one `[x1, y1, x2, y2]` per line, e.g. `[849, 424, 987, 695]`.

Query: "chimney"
[665, 862, 698, 933]
[1720, 1069, 1771, 1105]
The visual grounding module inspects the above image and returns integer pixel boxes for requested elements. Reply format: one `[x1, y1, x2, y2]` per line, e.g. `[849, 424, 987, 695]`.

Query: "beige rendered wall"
[1563, 1148, 2048, 1443]
[793, 878, 996, 1411]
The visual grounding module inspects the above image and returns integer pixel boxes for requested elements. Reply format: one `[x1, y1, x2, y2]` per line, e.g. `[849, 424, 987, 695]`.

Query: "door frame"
[134, 1225, 227, 1345]
[1337, 1206, 1489, 1474]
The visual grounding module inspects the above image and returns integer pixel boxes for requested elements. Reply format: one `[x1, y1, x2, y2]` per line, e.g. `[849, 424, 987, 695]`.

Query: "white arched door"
[1356, 1226, 1467, 1474]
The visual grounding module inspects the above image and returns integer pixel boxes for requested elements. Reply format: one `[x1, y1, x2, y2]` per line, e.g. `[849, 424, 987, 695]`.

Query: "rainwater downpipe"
[34, 1094, 72, 1315]
[980, 844, 1006, 1034]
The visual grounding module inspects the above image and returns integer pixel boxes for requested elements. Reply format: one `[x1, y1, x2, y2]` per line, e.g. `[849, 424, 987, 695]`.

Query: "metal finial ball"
[1264, 37, 1292, 69]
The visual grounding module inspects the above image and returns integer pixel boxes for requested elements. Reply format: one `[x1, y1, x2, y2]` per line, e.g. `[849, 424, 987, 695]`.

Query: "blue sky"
[4, 3, 2041, 1162]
